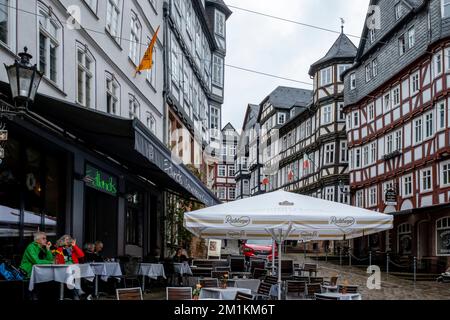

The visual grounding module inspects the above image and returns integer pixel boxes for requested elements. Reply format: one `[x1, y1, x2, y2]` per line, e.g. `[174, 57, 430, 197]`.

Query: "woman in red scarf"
[54, 235, 85, 264]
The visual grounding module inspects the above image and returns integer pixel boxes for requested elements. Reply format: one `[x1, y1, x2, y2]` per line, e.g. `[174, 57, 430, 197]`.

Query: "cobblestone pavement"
[286, 254, 450, 300]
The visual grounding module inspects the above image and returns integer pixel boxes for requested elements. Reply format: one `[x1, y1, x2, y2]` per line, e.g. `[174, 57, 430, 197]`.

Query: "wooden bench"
[116, 287, 143, 300]
[166, 287, 192, 300]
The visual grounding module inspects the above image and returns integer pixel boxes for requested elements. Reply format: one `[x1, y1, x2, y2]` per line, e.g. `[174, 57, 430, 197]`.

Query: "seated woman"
[54, 235, 84, 265]
[173, 248, 188, 263]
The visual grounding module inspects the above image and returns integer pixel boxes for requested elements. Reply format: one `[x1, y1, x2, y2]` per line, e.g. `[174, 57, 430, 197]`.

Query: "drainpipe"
[162, 1, 170, 146]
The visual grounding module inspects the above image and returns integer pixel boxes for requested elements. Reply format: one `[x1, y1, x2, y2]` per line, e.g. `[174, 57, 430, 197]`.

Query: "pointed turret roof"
[309, 32, 357, 76]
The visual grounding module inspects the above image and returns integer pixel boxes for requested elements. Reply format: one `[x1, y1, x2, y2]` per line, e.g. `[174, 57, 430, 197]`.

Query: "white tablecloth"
[29, 264, 95, 291]
[90, 263, 122, 281]
[139, 263, 166, 279]
[199, 287, 252, 300]
[173, 262, 193, 276]
[317, 292, 362, 300]
[230, 279, 261, 293]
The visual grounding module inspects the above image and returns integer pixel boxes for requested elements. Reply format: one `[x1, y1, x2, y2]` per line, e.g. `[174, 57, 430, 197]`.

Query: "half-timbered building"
[343, 0, 450, 271]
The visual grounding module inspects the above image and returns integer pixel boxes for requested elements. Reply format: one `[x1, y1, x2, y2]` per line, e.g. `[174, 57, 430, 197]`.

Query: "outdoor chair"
[116, 287, 143, 300]
[235, 291, 254, 300]
[263, 275, 278, 285]
[252, 281, 272, 300]
[285, 280, 306, 299]
[309, 277, 324, 284]
[280, 260, 294, 280]
[301, 263, 318, 277]
[338, 285, 359, 294]
[323, 276, 338, 286]
[293, 276, 310, 283]
[214, 266, 231, 272]
[117, 258, 141, 289]
[230, 257, 246, 273]
[252, 268, 267, 279]
[199, 278, 219, 288]
[315, 293, 339, 300]
[249, 259, 266, 274]
[166, 287, 192, 300]
[306, 283, 322, 299]
[191, 267, 214, 278]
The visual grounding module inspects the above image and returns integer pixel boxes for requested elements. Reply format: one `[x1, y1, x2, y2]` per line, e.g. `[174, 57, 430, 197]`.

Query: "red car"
[241, 240, 278, 261]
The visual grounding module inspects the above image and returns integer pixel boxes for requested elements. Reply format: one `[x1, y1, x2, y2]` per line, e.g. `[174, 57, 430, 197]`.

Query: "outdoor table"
[29, 264, 95, 300]
[228, 279, 261, 293]
[173, 262, 193, 276]
[89, 262, 122, 298]
[199, 287, 252, 300]
[315, 292, 362, 300]
[139, 263, 166, 292]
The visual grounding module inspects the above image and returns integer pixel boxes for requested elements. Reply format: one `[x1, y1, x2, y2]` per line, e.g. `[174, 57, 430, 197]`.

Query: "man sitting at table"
[20, 231, 54, 278]
[93, 241, 105, 262]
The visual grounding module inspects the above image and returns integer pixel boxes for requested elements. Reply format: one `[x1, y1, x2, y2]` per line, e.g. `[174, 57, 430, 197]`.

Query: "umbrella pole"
[278, 240, 282, 300]
[272, 239, 275, 275]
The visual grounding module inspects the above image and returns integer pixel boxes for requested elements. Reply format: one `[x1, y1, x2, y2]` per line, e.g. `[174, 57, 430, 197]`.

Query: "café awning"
[26, 93, 219, 206]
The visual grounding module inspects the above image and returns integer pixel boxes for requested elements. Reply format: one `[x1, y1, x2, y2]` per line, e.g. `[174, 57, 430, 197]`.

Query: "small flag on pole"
[135, 26, 160, 76]
[303, 154, 310, 170]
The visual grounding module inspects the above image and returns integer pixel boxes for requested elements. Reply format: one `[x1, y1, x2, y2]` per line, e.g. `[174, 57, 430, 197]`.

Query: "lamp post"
[4, 47, 43, 110]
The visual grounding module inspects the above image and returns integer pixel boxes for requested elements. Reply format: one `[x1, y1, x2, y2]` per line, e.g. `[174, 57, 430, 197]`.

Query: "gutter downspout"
[162, 0, 170, 146]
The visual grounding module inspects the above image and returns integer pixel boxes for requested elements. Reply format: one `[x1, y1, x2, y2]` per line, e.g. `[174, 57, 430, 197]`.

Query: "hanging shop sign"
[385, 188, 397, 206]
[84, 164, 118, 196]
[437, 229, 450, 256]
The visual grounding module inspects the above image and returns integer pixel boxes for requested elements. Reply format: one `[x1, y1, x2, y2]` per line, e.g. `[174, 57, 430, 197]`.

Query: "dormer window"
[350, 73, 356, 90]
[442, 0, 450, 18]
[395, 3, 403, 20]
[369, 29, 375, 43]
[320, 67, 332, 87]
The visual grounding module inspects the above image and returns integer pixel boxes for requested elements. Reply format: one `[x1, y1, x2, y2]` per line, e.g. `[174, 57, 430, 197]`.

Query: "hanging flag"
[135, 26, 160, 76]
[303, 154, 310, 170]
[262, 177, 270, 186]
[288, 170, 294, 182]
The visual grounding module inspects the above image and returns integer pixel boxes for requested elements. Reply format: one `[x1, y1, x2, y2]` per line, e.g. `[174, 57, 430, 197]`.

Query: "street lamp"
[4, 47, 43, 109]
[339, 180, 351, 195]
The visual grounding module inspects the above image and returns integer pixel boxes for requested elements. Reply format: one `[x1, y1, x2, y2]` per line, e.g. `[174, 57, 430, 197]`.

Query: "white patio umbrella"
[184, 190, 393, 300]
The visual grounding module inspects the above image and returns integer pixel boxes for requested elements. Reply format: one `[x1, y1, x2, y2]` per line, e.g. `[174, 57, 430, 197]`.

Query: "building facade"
[235, 104, 259, 200]
[343, 0, 450, 271]
[164, 0, 231, 181]
[0, 0, 218, 261]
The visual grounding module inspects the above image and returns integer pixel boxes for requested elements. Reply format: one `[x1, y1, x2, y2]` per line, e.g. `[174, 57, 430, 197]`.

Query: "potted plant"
[193, 284, 202, 300]
[220, 273, 229, 289]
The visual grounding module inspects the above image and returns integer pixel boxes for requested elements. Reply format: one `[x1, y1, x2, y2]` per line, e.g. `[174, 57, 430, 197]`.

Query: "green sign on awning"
[85, 163, 118, 196]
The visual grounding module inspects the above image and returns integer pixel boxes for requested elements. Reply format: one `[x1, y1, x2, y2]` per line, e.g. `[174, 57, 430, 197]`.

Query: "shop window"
[397, 223, 412, 256]
[436, 217, 450, 256]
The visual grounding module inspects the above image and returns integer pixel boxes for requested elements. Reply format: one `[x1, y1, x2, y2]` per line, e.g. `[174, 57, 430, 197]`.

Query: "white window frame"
[434, 51, 443, 78]
[338, 102, 345, 121]
[228, 165, 235, 177]
[420, 167, 433, 193]
[106, 0, 122, 40]
[353, 111, 359, 127]
[395, 3, 403, 20]
[437, 100, 446, 131]
[76, 44, 95, 108]
[146, 112, 156, 133]
[278, 113, 286, 125]
[392, 86, 401, 108]
[324, 143, 335, 165]
[441, 161, 450, 187]
[325, 187, 335, 202]
[218, 165, 226, 177]
[411, 71, 420, 95]
[399, 34, 406, 56]
[128, 94, 140, 120]
[372, 59, 378, 78]
[383, 92, 391, 112]
[365, 64, 371, 82]
[340, 141, 348, 163]
[217, 186, 226, 200]
[106, 73, 120, 115]
[370, 142, 377, 164]
[414, 117, 423, 144]
[402, 174, 413, 198]
[320, 67, 332, 87]
[322, 105, 332, 124]
[215, 10, 225, 37]
[436, 217, 450, 256]
[228, 187, 236, 200]
[408, 27, 415, 49]
[368, 103, 375, 122]
[212, 55, 224, 87]
[443, 0, 450, 18]
[350, 73, 356, 90]
[424, 111, 434, 140]
[0, 0, 17, 49]
[355, 190, 364, 208]
[368, 186, 377, 207]
[129, 12, 141, 65]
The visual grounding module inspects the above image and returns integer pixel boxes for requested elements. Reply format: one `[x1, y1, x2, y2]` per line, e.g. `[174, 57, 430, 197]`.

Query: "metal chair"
[235, 291, 254, 300]
[166, 287, 193, 300]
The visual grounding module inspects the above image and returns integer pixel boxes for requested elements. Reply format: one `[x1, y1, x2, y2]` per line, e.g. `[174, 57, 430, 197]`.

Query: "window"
[386, 133, 394, 154]
[369, 29, 375, 43]
[129, 13, 141, 65]
[76, 46, 94, 108]
[399, 34, 406, 56]
[353, 111, 359, 127]
[146, 112, 156, 133]
[210, 106, 220, 137]
[338, 103, 345, 121]
[408, 28, 415, 49]
[355, 190, 364, 207]
[395, 3, 403, 20]
[370, 142, 377, 164]
[421, 168, 433, 192]
[350, 73, 356, 90]
[414, 118, 423, 144]
[443, 0, 450, 18]
[340, 141, 348, 162]
[129, 95, 140, 120]
[322, 105, 332, 124]
[434, 52, 443, 77]
[229, 145, 236, 157]
[339, 186, 350, 204]
[397, 223, 412, 255]
[436, 217, 450, 256]
[106, 74, 120, 115]
[402, 174, 413, 197]
[0, 0, 15, 47]
[228, 188, 235, 200]
[384, 93, 391, 112]
[106, 0, 122, 38]
[446, 48, 450, 72]
[368, 103, 375, 121]
[365, 64, 371, 82]
[395, 130, 402, 151]
[437, 101, 446, 131]
[346, 114, 352, 130]
[217, 187, 226, 200]
[338, 64, 351, 80]
[411, 72, 420, 94]
[39, 4, 62, 83]
[228, 165, 235, 177]
[441, 162, 450, 186]
[213, 55, 224, 87]
[278, 113, 286, 125]
[324, 143, 335, 165]
[218, 165, 226, 177]
[372, 59, 378, 78]
[215, 10, 225, 37]
[320, 67, 332, 86]
[369, 187, 377, 207]
[355, 148, 361, 169]
[425, 112, 434, 139]
[146, 42, 157, 89]
[363, 145, 369, 167]
[393, 86, 400, 107]
[325, 187, 334, 202]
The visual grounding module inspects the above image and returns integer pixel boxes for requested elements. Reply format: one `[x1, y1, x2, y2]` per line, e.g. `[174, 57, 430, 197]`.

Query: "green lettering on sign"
[85, 164, 118, 196]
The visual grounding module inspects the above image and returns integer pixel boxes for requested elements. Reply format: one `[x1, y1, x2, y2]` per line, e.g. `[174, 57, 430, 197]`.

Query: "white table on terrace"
[229, 279, 261, 293]
[139, 263, 166, 292]
[199, 287, 252, 300]
[173, 262, 193, 276]
[29, 264, 95, 300]
[90, 262, 123, 298]
[316, 292, 362, 300]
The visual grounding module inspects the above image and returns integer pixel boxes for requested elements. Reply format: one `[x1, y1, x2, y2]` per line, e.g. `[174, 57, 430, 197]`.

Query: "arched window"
[436, 217, 450, 256]
[397, 223, 412, 255]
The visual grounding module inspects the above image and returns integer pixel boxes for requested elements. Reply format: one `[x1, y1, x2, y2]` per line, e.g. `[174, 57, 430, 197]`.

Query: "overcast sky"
[222, 0, 370, 131]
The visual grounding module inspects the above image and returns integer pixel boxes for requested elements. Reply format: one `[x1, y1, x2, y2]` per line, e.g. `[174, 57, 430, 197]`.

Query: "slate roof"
[264, 86, 313, 110]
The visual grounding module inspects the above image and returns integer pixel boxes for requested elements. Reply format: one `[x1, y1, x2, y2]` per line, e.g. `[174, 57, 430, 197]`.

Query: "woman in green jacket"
[20, 231, 54, 278]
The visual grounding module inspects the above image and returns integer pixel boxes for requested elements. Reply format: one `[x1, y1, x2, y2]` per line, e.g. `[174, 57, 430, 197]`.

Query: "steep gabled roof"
[309, 32, 357, 76]
[264, 86, 313, 109]
[205, 0, 232, 18]
[222, 122, 236, 131]
[242, 104, 260, 131]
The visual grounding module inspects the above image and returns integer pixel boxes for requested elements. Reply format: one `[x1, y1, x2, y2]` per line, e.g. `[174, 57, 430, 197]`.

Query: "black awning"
[30, 93, 219, 207]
